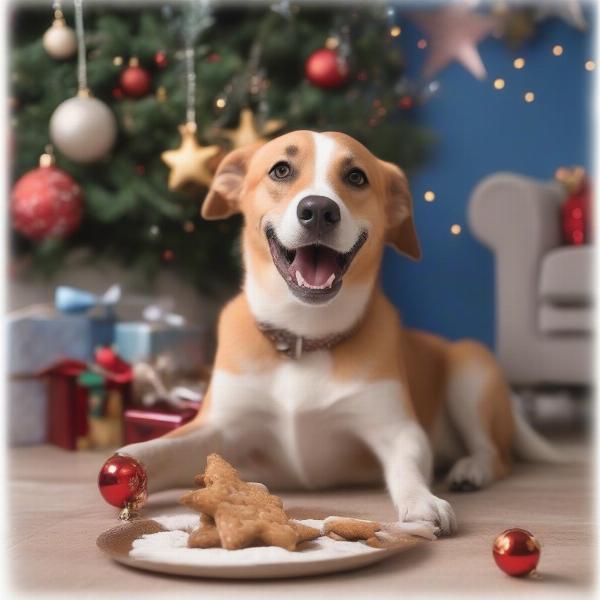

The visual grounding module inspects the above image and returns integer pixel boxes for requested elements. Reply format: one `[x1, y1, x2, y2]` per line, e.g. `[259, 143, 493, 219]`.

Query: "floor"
[8, 435, 594, 599]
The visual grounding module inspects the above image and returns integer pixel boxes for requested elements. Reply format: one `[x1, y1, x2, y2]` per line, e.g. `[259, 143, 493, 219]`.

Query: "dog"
[119, 131, 559, 536]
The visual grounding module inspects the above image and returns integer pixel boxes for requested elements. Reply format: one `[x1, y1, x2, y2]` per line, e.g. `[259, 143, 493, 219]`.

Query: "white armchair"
[468, 173, 593, 387]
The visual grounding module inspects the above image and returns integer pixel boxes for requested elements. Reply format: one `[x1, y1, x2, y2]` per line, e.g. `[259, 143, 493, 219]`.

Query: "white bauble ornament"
[43, 20, 77, 60]
[50, 95, 117, 163]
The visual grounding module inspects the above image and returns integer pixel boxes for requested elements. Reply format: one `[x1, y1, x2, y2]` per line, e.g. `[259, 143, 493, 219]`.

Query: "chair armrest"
[468, 172, 564, 258]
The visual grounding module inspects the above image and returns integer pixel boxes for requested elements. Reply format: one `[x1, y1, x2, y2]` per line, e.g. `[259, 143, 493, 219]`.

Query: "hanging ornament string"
[49, 0, 117, 163]
[181, 0, 214, 130]
[184, 44, 196, 127]
[73, 0, 88, 95]
[160, 0, 220, 190]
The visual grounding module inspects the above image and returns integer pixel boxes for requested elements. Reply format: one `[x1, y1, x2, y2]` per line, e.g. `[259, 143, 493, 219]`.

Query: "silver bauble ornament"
[43, 19, 77, 60]
[50, 94, 117, 163]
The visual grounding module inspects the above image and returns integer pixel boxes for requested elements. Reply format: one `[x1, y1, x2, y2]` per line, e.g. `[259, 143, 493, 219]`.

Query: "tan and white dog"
[119, 131, 558, 536]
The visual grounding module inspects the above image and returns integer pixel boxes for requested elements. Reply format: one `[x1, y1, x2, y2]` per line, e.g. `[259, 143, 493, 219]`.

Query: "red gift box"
[39, 358, 132, 450]
[123, 405, 198, 445]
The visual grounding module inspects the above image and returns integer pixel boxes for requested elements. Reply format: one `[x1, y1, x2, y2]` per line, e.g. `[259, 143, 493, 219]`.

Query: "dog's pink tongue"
[292, 246, 339, 286]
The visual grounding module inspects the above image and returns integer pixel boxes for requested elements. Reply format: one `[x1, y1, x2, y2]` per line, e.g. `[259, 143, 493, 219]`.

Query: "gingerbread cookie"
[181, 454, 320, 551]
[323, 517, 383, 547]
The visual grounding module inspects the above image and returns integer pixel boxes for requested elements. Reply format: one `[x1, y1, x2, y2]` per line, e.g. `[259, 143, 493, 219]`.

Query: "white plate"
[97, 514, 421, 579]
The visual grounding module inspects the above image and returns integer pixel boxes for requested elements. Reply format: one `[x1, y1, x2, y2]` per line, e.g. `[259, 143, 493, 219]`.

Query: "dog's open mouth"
[266, 228, 368, 304]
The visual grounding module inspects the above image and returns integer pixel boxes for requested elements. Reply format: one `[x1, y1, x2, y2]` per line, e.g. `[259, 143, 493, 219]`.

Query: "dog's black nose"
[296, 195, 341, 235]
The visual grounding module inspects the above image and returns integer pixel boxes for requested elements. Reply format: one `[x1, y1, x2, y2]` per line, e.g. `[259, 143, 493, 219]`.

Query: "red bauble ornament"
[493, 528, 541, 577]
[154, 50, 168, 69]
[98, 454, 147, 518]
[556, 167, 591, 245]
[120, 58, 152, 98]
[11, 154, 83, 241]
[305, 48, 349, 89]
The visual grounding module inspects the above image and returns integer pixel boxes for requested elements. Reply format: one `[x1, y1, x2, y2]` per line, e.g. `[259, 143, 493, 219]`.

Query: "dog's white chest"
[207, 352, 405, 489]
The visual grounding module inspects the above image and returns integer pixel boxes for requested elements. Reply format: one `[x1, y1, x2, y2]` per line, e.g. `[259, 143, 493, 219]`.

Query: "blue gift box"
[7, 310, 115, 375]
[8, 379, 47, 445]
[115, 322, 214, 370]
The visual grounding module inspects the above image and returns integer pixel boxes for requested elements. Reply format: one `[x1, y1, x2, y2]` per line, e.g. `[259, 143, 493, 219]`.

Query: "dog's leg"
[445, 348, 513, 492]
[363, 420, 457, 535]
[117, 420, 225, 493]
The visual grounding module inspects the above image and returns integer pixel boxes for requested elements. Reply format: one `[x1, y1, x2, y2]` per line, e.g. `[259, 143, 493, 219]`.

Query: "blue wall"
[382, 16, 594, 349]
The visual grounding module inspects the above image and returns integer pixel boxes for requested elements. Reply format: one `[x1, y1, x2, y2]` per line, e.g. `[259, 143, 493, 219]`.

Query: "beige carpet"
[8, 436, 593, 598]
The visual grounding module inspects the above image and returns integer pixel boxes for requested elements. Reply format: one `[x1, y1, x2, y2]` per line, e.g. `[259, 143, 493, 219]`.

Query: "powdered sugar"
[130, 514, 381, 567]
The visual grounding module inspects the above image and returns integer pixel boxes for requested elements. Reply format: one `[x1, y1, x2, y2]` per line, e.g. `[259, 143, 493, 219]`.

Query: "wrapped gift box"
[123, 405, 199, 445]
[40, 358, 132, 450]
[8, 310, 115, 376]
[8, 379, 48, 445]
[115, 322, 214, 371]
[7, 308, 115, 446]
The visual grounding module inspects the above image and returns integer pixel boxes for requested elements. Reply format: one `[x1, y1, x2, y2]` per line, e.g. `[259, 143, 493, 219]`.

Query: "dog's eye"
[345, 168, 368, 188]
[269, 161, 292, 181]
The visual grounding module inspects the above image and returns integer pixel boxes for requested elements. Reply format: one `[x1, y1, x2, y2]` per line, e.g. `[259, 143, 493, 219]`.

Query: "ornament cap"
[183, 121, 198, 134]
[77, 87, 92, 98]
[39, 146, 56, 168]
[129, 56, 140, 68]
[52, 9, 66, 25]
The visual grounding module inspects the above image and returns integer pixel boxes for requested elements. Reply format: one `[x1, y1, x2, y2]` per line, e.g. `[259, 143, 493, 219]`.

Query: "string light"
[552, 45, 564, 56]
[390, 25, 401, 37]
[417, 39, 428, 50]
[524, 91, 535, 103]
[493, 78, 505, 90]
[215, 97, 226, 108]
[450, 224, 462, 235]
[585, 60, 596, 71]
[424, 190, 436, 202]
[513, 58, 525, 69]
[112, 56, 123, 67]
[183, 220, 195, 233]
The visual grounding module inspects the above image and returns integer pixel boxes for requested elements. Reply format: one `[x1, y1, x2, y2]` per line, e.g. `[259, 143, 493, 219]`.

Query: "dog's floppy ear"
[202, 144, 259, 220]
[379, 160, 421, 260]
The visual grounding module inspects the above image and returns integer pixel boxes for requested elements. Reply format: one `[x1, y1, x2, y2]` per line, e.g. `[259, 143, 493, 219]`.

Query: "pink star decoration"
[410, 4, 498, 81]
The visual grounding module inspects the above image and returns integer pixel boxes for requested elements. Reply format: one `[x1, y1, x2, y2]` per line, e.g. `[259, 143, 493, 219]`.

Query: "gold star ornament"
[161, 123, 220, 190]
[222, 108, 285, 149]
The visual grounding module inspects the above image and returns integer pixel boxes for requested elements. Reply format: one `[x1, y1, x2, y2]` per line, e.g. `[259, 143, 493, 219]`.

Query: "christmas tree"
[10, 3, 432, 293]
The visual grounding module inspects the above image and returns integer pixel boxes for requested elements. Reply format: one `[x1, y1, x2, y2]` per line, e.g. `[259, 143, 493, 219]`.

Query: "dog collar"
[257, 323, 357, 360]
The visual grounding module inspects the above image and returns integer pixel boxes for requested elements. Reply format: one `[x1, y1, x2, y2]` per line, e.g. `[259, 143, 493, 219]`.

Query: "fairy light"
[390, 25, 401, 37]
[424, 190, 436, 202]
[552, 45, 564, 56]
[215, 97, 226, 109]
[417, 39, 428, 50]
[450, 224, 462, 235]
[113, 56, 123, 67]
[513, 58, 525, 69]
[183, 220, 195, 233]
[493, 78, 505, 90]
[585, 60, 596, 71]
[524, 91, 535, 103]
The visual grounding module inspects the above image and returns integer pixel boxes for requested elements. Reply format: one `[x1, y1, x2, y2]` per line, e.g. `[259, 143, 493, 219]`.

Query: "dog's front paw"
[396, 490, 457, 535]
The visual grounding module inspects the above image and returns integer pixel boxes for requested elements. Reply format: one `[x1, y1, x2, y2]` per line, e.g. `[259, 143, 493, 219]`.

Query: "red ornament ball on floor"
[120, 64, 152, 98]
[305, 48, 349, 89]
[11, 166, 83, 241]
[98, 454, 148, 509]
[493, 528, 541, 577]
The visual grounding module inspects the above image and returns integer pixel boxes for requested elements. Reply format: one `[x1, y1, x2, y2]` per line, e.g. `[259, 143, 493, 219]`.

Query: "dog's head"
[203, 131, 420, 306]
